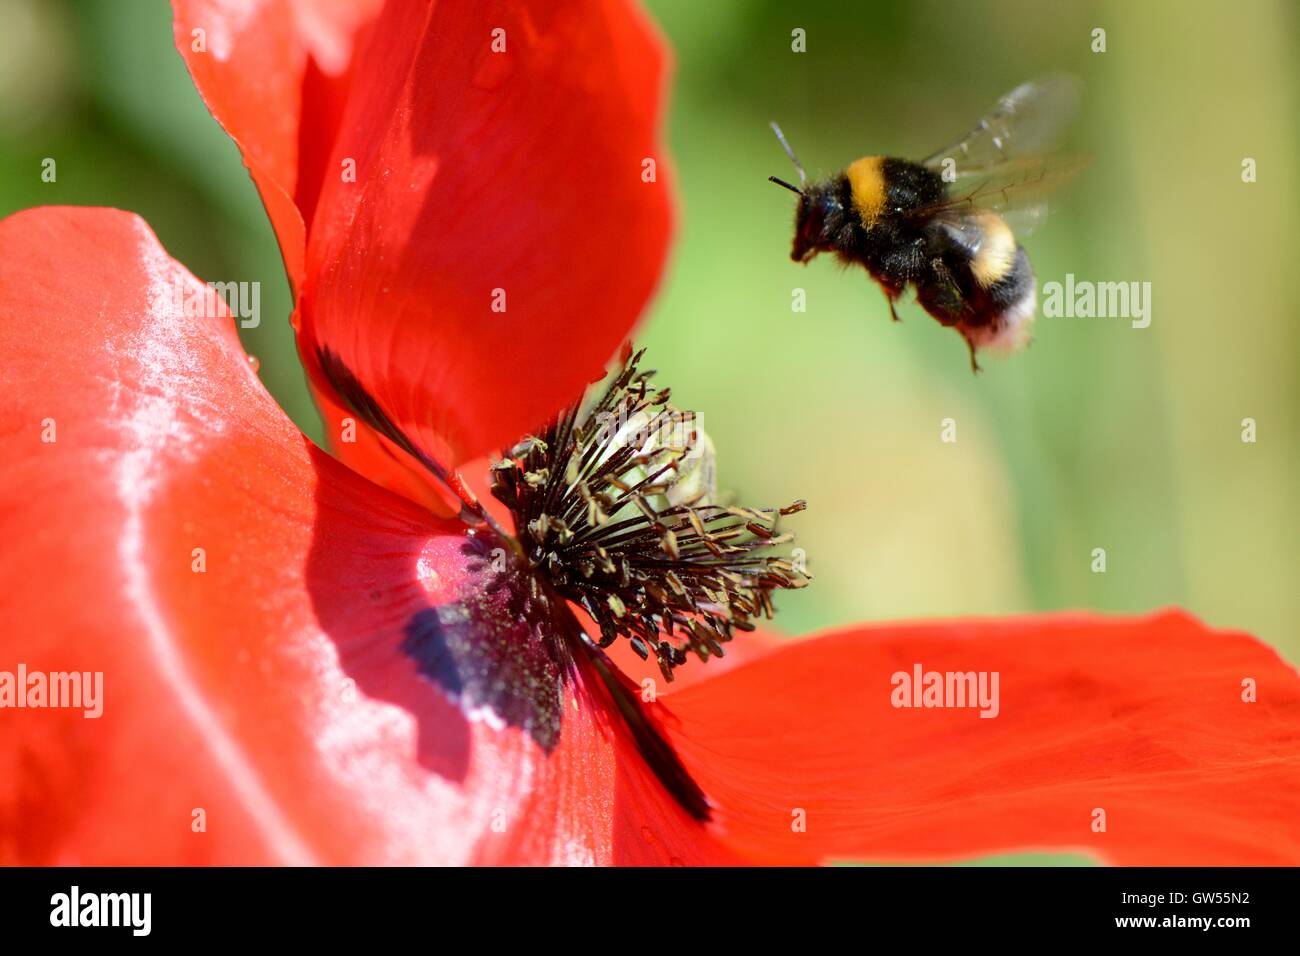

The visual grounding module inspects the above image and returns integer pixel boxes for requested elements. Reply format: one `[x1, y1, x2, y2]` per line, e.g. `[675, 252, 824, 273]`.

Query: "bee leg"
[928, 259, 964, 314]
[963, 335, 982, 374]
[884, 290, 902, 322]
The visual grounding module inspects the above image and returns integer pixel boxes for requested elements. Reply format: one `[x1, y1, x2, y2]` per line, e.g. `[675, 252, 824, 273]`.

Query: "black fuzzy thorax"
[840, 159, 948, 289]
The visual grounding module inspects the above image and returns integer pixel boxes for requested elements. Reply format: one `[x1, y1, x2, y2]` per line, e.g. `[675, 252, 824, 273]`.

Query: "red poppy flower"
[2, 0, 1299, 866]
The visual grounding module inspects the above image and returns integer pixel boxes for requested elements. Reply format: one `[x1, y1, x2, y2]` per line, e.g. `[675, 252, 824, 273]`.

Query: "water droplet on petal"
[246, 354, 260, 373]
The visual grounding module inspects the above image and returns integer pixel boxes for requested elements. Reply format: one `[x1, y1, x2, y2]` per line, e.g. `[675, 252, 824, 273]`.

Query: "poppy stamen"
[490, 347, 811, 682]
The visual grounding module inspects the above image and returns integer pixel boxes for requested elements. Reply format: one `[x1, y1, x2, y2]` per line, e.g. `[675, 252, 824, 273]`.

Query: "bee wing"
[910, 154, 1088, 238]
[996, 201, 1048, 237]
[921, 74, 1082, 178]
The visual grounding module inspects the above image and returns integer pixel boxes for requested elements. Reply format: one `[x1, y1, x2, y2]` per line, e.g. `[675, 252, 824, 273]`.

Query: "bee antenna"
[769, 121, 807, 186]
[768, 176, 803, 196]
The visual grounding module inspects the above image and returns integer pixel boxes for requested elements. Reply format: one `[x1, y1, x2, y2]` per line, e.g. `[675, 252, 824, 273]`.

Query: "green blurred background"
[1, 0, 1296, 863]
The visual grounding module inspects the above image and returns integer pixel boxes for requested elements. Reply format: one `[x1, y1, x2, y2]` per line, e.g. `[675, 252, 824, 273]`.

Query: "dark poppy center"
[400, 529, 573, 752]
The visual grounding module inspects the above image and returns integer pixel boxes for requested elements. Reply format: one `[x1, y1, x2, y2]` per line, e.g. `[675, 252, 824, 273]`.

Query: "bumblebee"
[770, 75, 1082, 371]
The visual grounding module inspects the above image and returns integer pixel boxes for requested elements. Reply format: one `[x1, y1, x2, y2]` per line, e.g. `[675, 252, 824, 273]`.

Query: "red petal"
[171, 0, 383, 293]
[298, 0, 674, 467]
[303, 363, 466, 517]
[0, 207, 721, 864]
[664, 612, 1300, 865]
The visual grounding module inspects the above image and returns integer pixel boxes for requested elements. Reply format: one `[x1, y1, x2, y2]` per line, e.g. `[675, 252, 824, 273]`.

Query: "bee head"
[789, 183, 842, 263]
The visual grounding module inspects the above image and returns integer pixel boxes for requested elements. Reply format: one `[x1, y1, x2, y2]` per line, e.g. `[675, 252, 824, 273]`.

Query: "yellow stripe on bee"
[970, 211, 1017, 288]
[846, 156, 886, 227]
